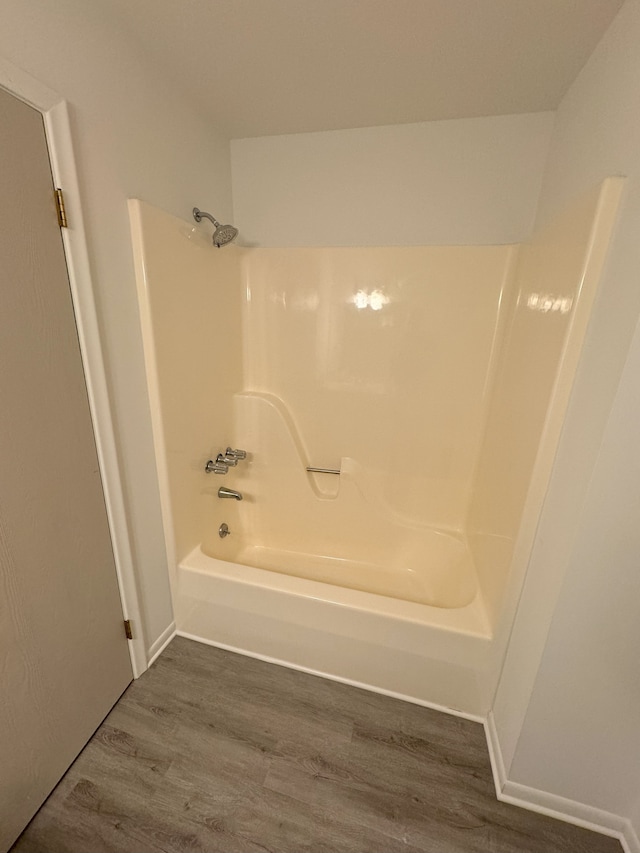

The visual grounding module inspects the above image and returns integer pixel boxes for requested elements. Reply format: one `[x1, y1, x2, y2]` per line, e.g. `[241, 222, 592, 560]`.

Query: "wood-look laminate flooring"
[12, 637, 621, 853]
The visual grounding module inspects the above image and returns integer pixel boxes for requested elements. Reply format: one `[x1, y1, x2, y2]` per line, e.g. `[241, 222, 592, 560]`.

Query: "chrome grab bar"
[306, 466, 341, 475]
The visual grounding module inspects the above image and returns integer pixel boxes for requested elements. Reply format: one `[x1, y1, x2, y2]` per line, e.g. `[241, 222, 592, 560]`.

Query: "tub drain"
[219, 522, 230, 538]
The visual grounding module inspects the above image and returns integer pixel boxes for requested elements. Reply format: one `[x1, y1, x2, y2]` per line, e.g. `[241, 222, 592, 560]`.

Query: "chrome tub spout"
[218, 486, 243, 501]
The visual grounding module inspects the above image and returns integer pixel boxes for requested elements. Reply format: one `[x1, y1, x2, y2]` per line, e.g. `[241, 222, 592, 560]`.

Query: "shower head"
[193, 207, 238, 248]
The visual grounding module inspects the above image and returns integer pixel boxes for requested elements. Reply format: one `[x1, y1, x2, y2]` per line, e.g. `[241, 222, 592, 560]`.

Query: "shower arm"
[193, 208, 220, 228]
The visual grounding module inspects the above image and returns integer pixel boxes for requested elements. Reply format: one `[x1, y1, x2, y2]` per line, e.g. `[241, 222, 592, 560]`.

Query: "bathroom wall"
[241, 246, 515, 532]
[129, 200, 243, 582]
[509, 342, 640, 814]
[491, 0, 640, 840]
[231, 112, 555, 247]
[0, 0, 233, 653]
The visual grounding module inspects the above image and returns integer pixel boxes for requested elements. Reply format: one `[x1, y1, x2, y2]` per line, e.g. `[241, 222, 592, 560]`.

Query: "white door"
[0, 87, 133, 850]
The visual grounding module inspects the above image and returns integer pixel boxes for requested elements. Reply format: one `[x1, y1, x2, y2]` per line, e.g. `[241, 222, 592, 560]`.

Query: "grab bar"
[306, 466, 341, 475]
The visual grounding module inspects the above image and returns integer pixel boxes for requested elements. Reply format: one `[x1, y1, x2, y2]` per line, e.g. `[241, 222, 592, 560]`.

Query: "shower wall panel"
[241, 247, 516, 531]
[129, 200, 243, 571]
[468, 179, 624, 623]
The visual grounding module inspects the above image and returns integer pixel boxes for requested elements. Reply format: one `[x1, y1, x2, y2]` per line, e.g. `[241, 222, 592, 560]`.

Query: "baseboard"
[484, 708, 507, 798]
[485, 712, 639, 853]
[146, 621, 176, 668]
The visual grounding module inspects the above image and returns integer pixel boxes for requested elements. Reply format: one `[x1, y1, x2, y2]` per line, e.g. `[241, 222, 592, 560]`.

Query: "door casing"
[0, 58, 146, 677]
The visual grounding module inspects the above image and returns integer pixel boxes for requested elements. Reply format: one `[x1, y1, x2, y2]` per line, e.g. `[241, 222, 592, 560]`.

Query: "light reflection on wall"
[526, 293, 573, 314]
[350, 289, 390, 311]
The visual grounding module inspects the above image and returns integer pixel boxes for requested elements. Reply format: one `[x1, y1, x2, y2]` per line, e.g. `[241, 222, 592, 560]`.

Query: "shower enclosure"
[130, 178, 621, 716]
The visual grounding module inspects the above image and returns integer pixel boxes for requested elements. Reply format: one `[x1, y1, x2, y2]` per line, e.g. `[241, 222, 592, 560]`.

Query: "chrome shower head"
[193, 207, 238, 248]
[211, 222, 238, 248]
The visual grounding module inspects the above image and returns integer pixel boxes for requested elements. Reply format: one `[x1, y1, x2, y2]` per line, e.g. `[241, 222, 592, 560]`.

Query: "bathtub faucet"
[204, 448, 248, 475]
[205, 458, 229, 474]
[217, 448, 248, 467]
[218, 486, 243, 501]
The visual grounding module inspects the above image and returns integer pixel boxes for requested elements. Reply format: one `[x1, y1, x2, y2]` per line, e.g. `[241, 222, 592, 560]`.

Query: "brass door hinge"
[55, 188, 68, 228]
[124, 619, 133, 640]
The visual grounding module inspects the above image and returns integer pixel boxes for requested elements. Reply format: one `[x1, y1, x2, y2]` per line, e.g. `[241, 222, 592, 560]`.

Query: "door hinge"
[124, 619, 133, 640]
[55, 188, 68, 228]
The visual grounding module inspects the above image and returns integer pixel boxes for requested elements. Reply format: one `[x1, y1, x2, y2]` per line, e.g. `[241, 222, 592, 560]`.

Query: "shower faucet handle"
[225, 447, 247, 461]
[218, 452, 238, 467]
[205, 459, 228, 474]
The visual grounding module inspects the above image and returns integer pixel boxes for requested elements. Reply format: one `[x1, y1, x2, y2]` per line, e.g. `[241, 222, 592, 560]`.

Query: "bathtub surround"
[130, 177, 620, 723]
[130, 204, 507, 713]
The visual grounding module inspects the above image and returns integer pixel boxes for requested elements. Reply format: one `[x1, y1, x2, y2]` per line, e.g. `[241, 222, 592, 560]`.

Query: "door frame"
[0, 59, 147, 677]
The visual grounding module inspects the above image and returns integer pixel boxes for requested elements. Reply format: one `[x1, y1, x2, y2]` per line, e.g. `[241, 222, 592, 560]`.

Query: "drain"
[219, 522, 230, 539]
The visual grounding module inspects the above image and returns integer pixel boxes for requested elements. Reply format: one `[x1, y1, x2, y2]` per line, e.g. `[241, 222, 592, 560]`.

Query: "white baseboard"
[485, 712, 639, 853]
[484, 708, 507, 798]
[146, 621, 176, 668]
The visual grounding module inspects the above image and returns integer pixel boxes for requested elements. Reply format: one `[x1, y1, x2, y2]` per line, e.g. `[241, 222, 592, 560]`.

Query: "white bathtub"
[202, 522, 478, 609]
[176, 545, 494, 717]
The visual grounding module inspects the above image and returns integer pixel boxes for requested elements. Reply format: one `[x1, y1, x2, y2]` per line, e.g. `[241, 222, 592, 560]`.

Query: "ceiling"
[100, 0, 623, 139]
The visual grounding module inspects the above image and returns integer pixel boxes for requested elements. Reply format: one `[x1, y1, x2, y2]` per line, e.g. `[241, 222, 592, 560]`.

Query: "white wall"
[0, 0, 233, 653]
[231, 113, 554, 247]
[492, 0, 640, 840]
[510, 320, 640, 812]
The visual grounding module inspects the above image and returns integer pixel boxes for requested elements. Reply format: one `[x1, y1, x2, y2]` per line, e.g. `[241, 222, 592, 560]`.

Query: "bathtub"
[202, 518, 477, 609]
[177, 393, 495, 717]
[176, 540, 494, 718]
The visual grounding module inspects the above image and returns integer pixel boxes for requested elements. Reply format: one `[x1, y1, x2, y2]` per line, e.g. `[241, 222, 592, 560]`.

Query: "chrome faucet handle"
[205, 459, 228, 474]
[225, 447, 247, 460]
[218, 452, 238, 467]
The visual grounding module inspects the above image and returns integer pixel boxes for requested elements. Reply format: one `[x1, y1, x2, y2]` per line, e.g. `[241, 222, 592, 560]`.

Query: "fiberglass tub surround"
[200, 243, 517, 612]
[129, 179, 622, 715]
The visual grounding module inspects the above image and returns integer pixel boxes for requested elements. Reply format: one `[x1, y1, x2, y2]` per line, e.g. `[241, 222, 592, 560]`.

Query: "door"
[0, 87, 133, 850]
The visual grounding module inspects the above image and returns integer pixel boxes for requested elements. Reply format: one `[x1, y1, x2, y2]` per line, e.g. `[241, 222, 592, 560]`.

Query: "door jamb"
[0, 59, 147, 677]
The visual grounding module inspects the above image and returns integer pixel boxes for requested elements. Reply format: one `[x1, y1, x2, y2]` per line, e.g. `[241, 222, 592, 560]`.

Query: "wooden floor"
[12, 637, 620, 853]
